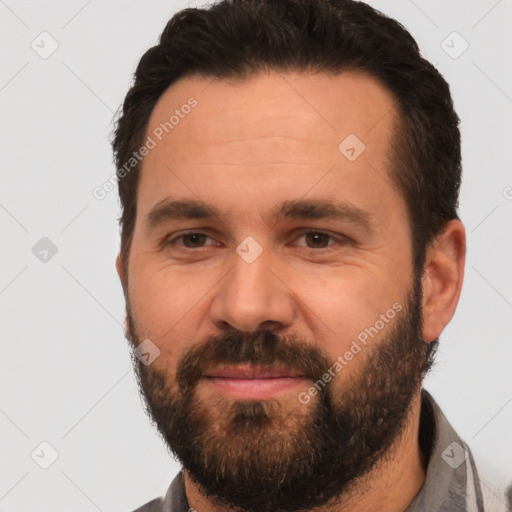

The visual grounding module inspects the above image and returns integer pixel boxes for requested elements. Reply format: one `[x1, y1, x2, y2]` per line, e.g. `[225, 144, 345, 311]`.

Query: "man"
[112, 0, 511, 511]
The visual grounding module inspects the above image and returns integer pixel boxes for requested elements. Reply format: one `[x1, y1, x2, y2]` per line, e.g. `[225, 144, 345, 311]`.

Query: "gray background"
[1, 0, 511, 510]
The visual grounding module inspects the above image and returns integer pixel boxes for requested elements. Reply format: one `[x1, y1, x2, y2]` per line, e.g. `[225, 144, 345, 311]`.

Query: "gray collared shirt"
[132, 389, 512, 512]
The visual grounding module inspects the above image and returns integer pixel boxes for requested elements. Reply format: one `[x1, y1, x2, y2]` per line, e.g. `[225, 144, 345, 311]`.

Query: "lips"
[204, 364, 305, 379]
[202, 364, 309, 400]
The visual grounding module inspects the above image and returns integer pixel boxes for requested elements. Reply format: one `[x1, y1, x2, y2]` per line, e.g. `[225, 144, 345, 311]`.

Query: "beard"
[124, 270, 433, 512]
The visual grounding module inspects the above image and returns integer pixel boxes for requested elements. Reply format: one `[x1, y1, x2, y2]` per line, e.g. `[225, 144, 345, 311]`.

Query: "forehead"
[136, 70, 403, 227]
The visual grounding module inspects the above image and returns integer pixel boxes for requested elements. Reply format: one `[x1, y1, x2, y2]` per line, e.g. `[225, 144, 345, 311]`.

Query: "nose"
[209, 249, 295, 333]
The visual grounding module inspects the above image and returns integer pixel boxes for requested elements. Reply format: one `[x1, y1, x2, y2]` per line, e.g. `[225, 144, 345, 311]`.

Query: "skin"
[116, 70, 466, 512]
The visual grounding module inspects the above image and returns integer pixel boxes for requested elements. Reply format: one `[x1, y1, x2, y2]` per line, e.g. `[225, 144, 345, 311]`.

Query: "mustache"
[176, 329, 333, 392]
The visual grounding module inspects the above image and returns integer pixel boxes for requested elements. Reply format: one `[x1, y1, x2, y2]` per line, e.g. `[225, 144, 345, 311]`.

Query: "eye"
[294, 230, 344, 249]
[167, 232, 218, 249]
[164, 230, 348, 252]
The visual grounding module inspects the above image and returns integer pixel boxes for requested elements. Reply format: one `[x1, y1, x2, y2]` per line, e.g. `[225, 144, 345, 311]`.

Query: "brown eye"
[303, 232, 332, 249]
[181, 233, 209, 248]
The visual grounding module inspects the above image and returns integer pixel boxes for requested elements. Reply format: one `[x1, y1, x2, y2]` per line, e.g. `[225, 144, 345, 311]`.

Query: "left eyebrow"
[269, 198, 375, 233]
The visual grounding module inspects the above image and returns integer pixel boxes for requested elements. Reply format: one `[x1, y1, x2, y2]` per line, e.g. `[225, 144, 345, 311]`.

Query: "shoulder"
[471, 452, 512, 512]
[129, 472, 188, 512]
[129, 496, 165, 512]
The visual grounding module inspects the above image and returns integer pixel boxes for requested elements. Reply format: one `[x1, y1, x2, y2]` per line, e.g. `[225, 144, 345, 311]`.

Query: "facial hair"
[124, 272, 431, 512]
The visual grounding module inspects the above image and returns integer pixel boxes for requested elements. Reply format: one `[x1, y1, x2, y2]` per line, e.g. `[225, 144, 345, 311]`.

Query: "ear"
[421, 219, 466, 343]
[116, 253, 126, 289]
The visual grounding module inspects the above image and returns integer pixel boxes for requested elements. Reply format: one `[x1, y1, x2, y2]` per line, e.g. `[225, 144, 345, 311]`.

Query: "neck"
[183, 391, 427, 512]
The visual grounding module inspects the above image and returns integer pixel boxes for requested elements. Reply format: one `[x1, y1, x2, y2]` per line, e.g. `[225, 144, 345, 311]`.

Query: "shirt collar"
[405, 388, 476, 511]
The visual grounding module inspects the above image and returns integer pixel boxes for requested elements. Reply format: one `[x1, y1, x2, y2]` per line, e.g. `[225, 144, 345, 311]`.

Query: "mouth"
[202, 364, 310, 400]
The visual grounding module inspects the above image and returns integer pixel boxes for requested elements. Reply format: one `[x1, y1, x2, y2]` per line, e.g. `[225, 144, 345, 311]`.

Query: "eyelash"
[164, 230, 349, 251]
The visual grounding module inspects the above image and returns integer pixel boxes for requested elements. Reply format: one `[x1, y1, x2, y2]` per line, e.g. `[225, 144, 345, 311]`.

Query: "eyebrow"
[144, 197, 375, 233]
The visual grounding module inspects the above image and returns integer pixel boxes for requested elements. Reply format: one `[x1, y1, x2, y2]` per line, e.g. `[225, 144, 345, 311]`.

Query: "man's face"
[118, 71, 430, 511]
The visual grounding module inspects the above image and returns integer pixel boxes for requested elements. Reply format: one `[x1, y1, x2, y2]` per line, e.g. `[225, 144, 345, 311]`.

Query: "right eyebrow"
[145, 198, 221, 232]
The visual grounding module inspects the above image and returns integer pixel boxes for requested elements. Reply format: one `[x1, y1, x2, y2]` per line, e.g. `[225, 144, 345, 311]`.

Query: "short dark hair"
[112, 0, 462, 364]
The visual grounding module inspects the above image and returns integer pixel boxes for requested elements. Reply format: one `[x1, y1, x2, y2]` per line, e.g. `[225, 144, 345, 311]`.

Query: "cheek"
[281, 266, 402, 354]
[128, 261, 215, 358]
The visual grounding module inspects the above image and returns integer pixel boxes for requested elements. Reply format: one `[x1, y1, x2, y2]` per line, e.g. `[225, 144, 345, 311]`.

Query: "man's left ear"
[421, 219, 466, 343]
